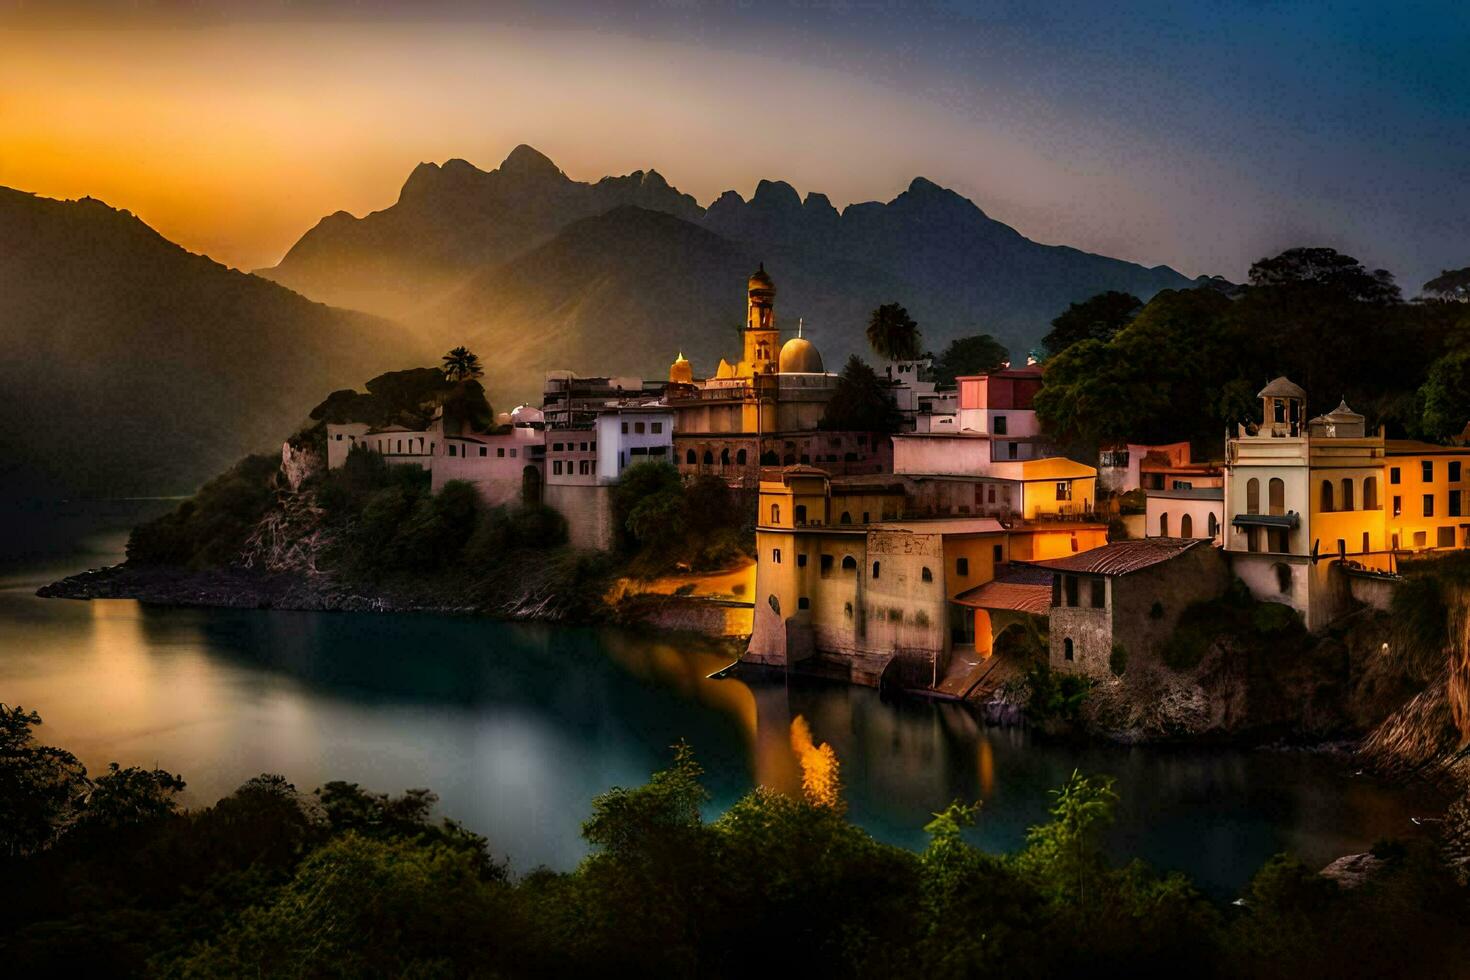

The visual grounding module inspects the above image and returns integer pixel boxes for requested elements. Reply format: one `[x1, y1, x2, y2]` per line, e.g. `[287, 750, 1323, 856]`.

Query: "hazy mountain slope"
[430, 206, 915, 405]
[261, 145, 1201, 364]
[258, 145, 702, 318]
[0, 188, 418, 500]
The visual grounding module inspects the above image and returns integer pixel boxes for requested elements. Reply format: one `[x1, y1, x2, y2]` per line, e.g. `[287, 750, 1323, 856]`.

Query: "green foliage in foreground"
[2, 709, 1468, 977]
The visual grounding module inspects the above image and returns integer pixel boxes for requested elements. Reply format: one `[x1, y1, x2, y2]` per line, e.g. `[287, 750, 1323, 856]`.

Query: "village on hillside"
[322, 266, 1470, 699]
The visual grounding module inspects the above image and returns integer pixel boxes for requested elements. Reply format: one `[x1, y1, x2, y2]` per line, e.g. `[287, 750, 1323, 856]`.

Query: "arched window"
[1246, 478, 1260, 515]
[721, 448, 730, 465]
[841, 555, 857, 570]
[1341, 478, 1354, 511]
[770, 504, 780, 524]
[704, 450, 715, 465]
[1208, 512, 1219, 538]
[1159, 512, 1170, 537]
[685, 449, 696, 465]
[1268, 478, 1285, 516]
[872, 561, 881, 579]
[1274, 563, 1292, 594]
[761, 451, 778, 465]
[1363, 476, 1378, 510]
[737, 449, 748, 465]
[839, 511, 852, 525]
[921, 567, 933, 582]
[1180, 513, 1193, 538]
[1063, 638, 1074, 661]
[1320, 479, 1334, 513]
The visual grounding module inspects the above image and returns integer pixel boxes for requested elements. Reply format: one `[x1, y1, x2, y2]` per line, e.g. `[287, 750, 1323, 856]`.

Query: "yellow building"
[1384, 441, 1470, 553]
[746, 466, 1106, 687]
[990, 457, 1099, 519]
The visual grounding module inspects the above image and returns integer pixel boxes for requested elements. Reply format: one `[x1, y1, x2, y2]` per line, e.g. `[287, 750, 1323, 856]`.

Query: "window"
[1390, 466, 1401, 485]
[1269, 478, 1285, 516]
[1008, 443, 1019, 460]
[1363, 531, 1370, 553]
[1051, 575, 1062, 606]
[494, 447, 503, 457]
[1451, 491, 1463, 518]
[795, 504, 807, 525]
[396, 440, 403, 453]
[1064, 575, 1079, 607]
[993, 544, 1003, 564]
[1246, 478, 1260, 515]
[840, 511, 851, 525]
[772, 549, 781, 564]
[1424, 494, 1435, 517]
[1208, 513, 1219, 537]
[721, 448, 730, 465]
[1341, 478, 1354, 511]
[1320, 480, 1334, 512]
[704, 451, 715, 465]
[770, 504, 781, 524]
[510, 448, 517, 458]
[554, 442, 564, 452]
[1159, 513, 1169, 537]
[841, 555, 857, 571]
[872, 561, 881, 579]
[1181, 513, 1193, 538]
[921, 567, 933, 582]
[820, 554, 834, 573]
[634, 422, 645, 434]
[1423, 460, 1434, 482]
[1063, 638, 1074, 662]
[579, 460, 591, 475]
[737, 449, 748, 465]
[1414, 531, 1427, 548]
[1173, 480, 1193, 490]
[1452, 461, 1462, 482]
[553, 460, 563, 475]
[1439, 527, 1455, 548]
[798, 597, 810, 610]
[994, 415, 1007, 435]
[621, 422, 628, 434]
[1275, 563, 1292, 594]
[652, 422, 663, 434]
[1393, 495, 1402, 517]
[1056, 481, 1072, 501]
[334, 433, 342, 441]
[796, 553, 807, 568]
[1364, 476, 1378, 510]
[449, 445, 457, 457]
[957, 557, 969, 576]
[862, 512, 870, 524]
[1336, 538, 1346, 557]
[686, 449, 696, 464]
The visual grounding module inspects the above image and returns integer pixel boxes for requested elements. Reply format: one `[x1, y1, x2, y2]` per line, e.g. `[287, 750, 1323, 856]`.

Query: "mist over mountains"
[0, 188, 414, 500]
[261, 145, 1203, 402]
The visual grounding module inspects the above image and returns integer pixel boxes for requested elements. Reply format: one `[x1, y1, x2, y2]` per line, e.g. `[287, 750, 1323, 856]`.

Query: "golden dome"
[778, 336, 823, 374]
[748, 263, 774, 292]
[669, 351, 693, 385]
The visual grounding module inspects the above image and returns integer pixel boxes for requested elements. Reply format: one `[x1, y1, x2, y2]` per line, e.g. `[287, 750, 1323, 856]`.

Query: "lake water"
[0, 500, 1445, 897]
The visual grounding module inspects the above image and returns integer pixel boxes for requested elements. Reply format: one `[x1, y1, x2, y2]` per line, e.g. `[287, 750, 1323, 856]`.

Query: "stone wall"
[544, 482, 615, 551]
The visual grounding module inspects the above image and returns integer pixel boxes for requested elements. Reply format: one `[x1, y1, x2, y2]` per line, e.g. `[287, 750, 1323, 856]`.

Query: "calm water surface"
[0, 500, 1445, 897]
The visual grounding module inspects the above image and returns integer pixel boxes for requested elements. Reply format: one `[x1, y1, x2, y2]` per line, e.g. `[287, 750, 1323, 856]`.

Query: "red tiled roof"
[952, 564, 1053, 613]
[1030, 538, 1202, 576]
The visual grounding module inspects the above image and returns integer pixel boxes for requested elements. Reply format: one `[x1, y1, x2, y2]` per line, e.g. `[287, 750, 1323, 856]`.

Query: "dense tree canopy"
[1041, 290, 1142, 358]
[930, 333, 1010, 385]
[1423, 266, 1470, 302]
[865, 303, 923, 362]
[1035, 247, 1470, 454]
[820, 355, 904, 433]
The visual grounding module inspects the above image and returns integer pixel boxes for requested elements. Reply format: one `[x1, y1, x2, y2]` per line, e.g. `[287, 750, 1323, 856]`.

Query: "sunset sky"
[3, 1, 1467, 287]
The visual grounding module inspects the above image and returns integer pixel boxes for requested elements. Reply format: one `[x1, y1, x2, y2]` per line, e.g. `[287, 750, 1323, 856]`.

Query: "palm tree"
[442, 346, 484, 381]
[865, 303, 922, 362]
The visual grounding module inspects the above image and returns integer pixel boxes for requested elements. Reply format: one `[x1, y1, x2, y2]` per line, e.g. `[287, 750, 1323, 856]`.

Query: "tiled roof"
[1030, 538, 1201, 576]
[953, 565, 1054, 613]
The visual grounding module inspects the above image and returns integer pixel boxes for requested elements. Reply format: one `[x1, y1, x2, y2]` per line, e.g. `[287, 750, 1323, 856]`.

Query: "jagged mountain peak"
[499, 143, 564, 180]
[751, 179, 803, 210]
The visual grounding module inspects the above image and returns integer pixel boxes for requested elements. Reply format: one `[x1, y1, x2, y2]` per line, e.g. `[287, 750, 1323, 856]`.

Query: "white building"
[543, 405, 676, 550]
[1146, 487, 1223, 542]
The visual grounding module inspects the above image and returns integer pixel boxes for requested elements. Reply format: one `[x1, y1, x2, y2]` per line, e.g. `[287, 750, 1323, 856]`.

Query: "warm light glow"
[789, 714, 843, 810]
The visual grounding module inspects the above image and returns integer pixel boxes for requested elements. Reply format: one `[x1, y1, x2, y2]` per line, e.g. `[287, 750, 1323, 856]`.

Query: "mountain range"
[0, 188, 417, 501]
[260, 145, 1206, 403]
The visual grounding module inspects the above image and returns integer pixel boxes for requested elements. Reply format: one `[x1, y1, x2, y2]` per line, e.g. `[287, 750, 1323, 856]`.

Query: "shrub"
[1109, 643, 1129, 676]
[1023, 662, 1093, 723]
[126, 454, 280, 567]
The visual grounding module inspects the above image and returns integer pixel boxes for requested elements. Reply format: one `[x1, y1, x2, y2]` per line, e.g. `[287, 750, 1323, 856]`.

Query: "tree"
[865, 303, 922, 362]
[1042, 291, 1142, 357]
[1418, 346, 1470, 440]
[931, 333, 1010, 385]
[1248, 246, 1401, 303]
[820, 356, 903, 433]
[1018, 770, 1119, 907]
[0, 705, 88, 857]
[1423, 267, 1470, 302]
[441, 346, 484, 381]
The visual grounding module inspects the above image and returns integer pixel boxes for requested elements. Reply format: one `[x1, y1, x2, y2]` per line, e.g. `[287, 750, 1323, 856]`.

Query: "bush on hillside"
[125, 454, 281, 567]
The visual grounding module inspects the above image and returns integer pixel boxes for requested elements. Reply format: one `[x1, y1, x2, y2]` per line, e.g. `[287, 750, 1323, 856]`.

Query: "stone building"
[1041, 538, 1230, 678]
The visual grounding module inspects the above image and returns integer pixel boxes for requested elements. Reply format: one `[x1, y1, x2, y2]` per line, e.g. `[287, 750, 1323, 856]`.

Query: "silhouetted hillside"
[261, 145, 1204, 381]
[0, 188, 417, 500]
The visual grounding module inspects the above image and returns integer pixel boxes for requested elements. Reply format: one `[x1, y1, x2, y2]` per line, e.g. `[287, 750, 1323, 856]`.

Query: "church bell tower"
[743, 264, 779, 374]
